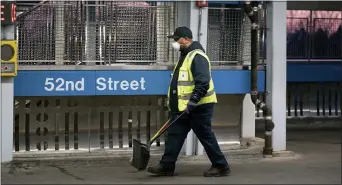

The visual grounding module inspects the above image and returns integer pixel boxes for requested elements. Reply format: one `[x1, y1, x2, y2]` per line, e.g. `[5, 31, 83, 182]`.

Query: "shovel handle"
[148, 111, 186, 146]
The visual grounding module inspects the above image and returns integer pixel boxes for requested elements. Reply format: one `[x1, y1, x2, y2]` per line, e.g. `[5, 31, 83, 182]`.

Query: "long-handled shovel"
[129, 111, 186, 170]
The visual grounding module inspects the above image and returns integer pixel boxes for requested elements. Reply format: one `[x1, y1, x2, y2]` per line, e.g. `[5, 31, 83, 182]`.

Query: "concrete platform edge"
[2, 138, 266, 173]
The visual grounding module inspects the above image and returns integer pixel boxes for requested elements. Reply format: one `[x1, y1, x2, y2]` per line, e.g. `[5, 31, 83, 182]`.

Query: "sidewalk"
[2, 130, 341, 184]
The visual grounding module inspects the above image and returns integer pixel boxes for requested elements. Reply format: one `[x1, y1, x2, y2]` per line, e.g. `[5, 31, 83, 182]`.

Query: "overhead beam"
[287, 1, 342, 11]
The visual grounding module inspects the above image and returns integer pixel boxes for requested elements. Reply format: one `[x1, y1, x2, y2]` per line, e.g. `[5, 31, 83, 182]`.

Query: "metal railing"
[287, 18, 310, 59]
[13, 96, 169, 152]
[286, 83, 341, 118]
[16, 3, 252, 66]
[256, 83, 342, 119]
[287, 17, 342, 60]
[13, 96, 242, 153]
[16, 1, 178, 65]
[16, 4, 342, 66]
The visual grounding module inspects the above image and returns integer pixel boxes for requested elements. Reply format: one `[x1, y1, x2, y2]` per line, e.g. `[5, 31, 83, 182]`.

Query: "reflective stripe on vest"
[177, 81, 195, 86]
[178, 90, 215, 100]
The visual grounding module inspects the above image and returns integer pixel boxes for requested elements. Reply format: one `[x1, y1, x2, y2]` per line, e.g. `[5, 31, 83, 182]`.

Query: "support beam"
[55, 0, 65, 65]
[176, 2, 209, 156]
[84, 1, 96, 65]
[266, 1, 287, 152]
[1, 1, 15, 162]
[156, 2, 168, 63]
[176, 2, 194, 156]
[194, 5, 209, 156]
[0, 78, 14, 162]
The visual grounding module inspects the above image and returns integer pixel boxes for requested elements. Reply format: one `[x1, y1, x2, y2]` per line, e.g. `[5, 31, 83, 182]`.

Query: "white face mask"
[171, 42, 180, 51]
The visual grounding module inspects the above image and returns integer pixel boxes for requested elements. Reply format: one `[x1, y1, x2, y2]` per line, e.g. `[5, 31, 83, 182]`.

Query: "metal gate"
[14, 96, 168, 152]
[286, 83, 341, 118]
[13, 95, 244, 153]
[254, 83, 342, 119]
[284, 13, 342, 119]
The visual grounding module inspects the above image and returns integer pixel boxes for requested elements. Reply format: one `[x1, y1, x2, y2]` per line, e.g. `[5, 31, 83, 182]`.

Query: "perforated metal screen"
[16, 1, 178, 65]
[207, 7, 251, 64]
[16, 2, 254, 66]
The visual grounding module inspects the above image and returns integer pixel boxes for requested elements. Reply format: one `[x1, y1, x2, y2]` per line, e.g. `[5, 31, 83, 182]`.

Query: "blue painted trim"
[287, 62, 342, 82]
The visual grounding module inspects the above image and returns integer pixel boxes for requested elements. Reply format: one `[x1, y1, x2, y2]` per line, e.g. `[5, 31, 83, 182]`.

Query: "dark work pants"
[160, 103, 229, 171]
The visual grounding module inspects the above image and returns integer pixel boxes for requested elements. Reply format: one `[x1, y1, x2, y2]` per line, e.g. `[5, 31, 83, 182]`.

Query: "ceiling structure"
[15, 1, 342, 16]
[16, 1, 42, 13]
[287, 1, 342, 11]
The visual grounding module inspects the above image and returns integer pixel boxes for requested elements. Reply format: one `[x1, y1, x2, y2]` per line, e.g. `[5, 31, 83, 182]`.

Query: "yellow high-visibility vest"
[167, 49, 217, 111]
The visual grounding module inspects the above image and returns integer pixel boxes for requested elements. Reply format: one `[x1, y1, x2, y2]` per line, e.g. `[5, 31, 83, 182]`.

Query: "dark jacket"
[169, 41, 211, 113]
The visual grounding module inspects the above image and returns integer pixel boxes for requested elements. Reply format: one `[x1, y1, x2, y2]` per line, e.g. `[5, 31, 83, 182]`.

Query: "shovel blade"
[130, 139, 150, 171]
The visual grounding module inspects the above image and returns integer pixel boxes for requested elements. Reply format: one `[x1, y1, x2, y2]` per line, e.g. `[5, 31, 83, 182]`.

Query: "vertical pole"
[266, 1, 287, 152]
[55, 0, 65, 65]
[85, 1, 96, 65]
[175, 2, 196, 156]
[308, 10, 312, 61]
[1, 0, 15, 162]
[174, 2, 209, 156]
[0, 76, 14, 162]
[0, 24, 1, 164]
[195, 5, 209, 156]
[177, 2, 194, 156]
[156, 2, 166, 63]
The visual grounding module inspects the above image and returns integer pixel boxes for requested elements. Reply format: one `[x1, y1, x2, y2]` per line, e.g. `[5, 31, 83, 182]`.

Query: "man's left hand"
[185, 101, 197, 114]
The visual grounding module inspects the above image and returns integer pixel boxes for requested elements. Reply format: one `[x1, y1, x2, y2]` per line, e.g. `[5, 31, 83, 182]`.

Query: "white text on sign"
[43, 77, 147, 92]
[44, 78, 85, 91]
[96, 77, 146, 91]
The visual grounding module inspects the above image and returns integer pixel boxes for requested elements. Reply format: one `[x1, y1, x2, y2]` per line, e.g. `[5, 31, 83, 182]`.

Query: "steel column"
[1, 0, 15, 162]
[266, 1, 287, 152]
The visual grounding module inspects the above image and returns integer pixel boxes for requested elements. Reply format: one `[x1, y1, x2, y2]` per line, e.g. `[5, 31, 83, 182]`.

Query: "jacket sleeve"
[189, 54, 211, 104]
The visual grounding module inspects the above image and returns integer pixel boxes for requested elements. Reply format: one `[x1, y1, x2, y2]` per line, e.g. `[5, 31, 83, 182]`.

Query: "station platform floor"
[2, 129, 341, 184]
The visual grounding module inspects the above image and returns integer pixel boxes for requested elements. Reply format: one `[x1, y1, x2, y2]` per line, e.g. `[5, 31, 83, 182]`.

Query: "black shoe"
[204, 166, 231, 177]
[147, 164, 174, 176]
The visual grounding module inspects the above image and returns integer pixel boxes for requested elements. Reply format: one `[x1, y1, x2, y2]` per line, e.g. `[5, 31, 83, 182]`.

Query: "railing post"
[1, 0, 15, 162]
[84, 1, 96, 66]
[55, 1, 65, 65]
[156, 2, 167, 63]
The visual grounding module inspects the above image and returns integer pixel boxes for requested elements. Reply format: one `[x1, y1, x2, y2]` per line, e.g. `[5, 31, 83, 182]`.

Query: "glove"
[185, 101, 197, 114]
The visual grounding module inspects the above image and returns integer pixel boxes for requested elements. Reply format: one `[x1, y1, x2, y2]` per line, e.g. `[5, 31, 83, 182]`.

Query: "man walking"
[147, 27, 231, 177]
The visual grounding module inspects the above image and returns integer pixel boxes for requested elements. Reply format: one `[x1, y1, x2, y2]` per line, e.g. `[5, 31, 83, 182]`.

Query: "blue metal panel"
[212, 70, 265, 94]
[208, 1, 241, 5]
[287, 62, 342, 82]
[14, 71, 97, 96]
[14, 70, 266, 96]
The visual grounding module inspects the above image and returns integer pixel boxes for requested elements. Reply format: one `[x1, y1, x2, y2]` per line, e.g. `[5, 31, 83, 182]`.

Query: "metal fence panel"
[256, 82, 342, 119]
[16, 1, 177, 65]
[287, 16, 342, 60]
[13, 95, 243, 153]
[13, 96, 168, 152]
[16, 2, 59, 64]
[207, 8, 249, 64]
[311, 18, 342, 59]
[17, 3, 251, 66]
[287, 18, 310, 59]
